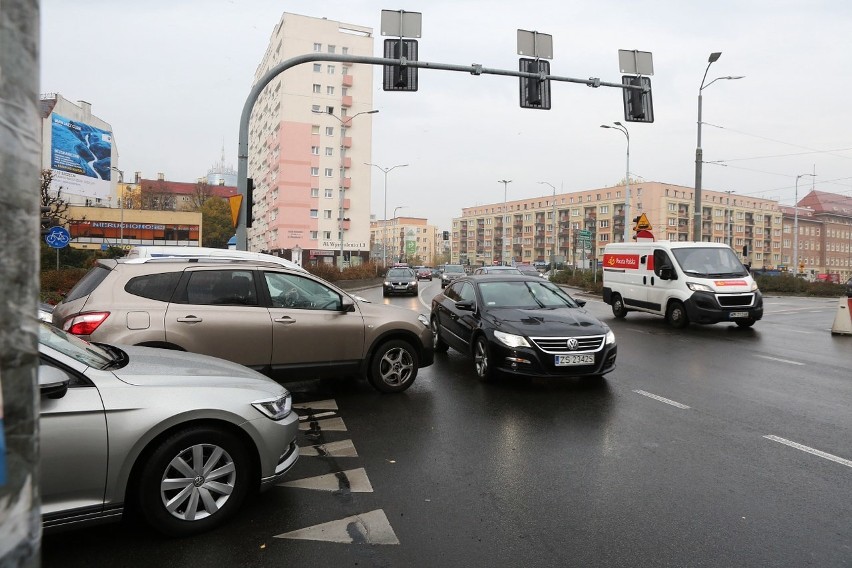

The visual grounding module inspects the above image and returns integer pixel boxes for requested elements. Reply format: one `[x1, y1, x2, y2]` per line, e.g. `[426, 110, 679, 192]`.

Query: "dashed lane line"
[755, 354, 805, 366]
[633, 390, 690, 409]
[764, 435, 852, 469]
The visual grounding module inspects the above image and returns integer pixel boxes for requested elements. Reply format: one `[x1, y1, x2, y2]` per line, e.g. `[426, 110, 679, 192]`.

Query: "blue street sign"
[44, 226, 70, 249]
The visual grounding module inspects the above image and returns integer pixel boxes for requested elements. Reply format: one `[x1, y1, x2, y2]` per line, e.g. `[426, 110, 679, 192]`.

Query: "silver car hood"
[110, 345, 284, 392]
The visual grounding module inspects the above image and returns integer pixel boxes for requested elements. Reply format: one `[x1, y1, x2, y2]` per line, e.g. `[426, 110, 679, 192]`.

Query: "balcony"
[342, 178, 351, 189]
[340, 219, 351, 230]
[342, 75, 353, 87]
[342, 137, 352, 148]
[341, 95, 352, 108]
[342, 198, 351, 210]
[342, 157, 352, 168]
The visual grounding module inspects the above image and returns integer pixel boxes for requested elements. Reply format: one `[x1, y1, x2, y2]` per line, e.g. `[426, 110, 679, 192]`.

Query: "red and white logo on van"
[714, 280, 748, 287]
[604, 254, 640, 269]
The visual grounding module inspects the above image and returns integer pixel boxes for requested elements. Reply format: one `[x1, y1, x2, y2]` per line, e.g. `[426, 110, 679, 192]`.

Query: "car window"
[125, 272, 182, 302]
[445, 265, 465, 273]
[387, 268, 414, 278]
[458, 282, 476, 304]
[63, 264, 111, 302]
[39, 323, 113, 372]
[444, 282, 463, 301]
[264, 272, 342, 310]
[478, 281, 577, 308]
[173, 270, 258, 306]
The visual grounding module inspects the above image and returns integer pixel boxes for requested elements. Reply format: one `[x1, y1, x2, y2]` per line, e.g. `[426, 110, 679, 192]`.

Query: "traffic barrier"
[830, 296, 852, 335]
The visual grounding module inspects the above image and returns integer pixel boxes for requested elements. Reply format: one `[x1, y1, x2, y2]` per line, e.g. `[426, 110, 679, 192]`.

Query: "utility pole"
[498, 179, 512, 265]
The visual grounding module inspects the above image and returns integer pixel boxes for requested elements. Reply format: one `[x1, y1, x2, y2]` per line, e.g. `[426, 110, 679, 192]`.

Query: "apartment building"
[370, 216, 443, 266]
[248, 12, 375, 267]
[781, 190, 852, 280]
[451, 181, 783, 269]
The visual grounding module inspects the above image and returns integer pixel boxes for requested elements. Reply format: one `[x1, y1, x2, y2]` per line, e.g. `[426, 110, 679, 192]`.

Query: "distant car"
[416, 266, 433, 281]
[515, 264, 545, 278]
[430, 274, 616, 382]
[473, 266, 523, 275]
[440, 264, 466, 288]
[37, 322, 299, 536]
[431, 267, 441, 278]
[52, 257, 433, 393]
[384, 267, 419, 297]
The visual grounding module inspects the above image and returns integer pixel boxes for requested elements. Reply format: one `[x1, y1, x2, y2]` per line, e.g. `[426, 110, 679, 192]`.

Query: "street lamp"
[538, 181, 557, 269]
[110, 166, 124, 247]
[366, 162, 408, 268]
[313, 108, 378, 269]
[793, 173, 816, 274]
[693, 51, 744, 241]
[498, 179, 512, 265]
[600, 122, 630, 242]
[393, 205, 408, 263]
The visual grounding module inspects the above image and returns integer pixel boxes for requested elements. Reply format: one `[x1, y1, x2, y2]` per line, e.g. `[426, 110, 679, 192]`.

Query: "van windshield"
[672, 247, 749, 278]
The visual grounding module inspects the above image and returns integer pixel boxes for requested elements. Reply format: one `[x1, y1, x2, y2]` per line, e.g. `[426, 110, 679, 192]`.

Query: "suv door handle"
[274, 316, 296, 324]
[177, 316, 202, 323]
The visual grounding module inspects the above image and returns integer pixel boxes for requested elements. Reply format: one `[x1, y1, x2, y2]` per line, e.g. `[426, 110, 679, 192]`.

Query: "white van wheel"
[665, 301, 689, 329]
[611, 294, 627, 318]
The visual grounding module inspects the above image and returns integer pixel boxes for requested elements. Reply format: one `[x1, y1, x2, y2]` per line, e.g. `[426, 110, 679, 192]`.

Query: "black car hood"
[484, 307, 608, 336]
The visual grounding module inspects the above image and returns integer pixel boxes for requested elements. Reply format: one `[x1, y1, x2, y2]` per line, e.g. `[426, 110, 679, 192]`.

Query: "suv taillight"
[63, 312, 110, 336]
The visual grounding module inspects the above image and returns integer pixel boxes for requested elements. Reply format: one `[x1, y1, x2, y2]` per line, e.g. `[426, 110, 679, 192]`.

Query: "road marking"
[764, 436, 852, 469]
[634, 390, 690, 409]
[293, 399, 338, 410]
[299, 411, 336, 421]
[299, 417, 347, 431]
[275, 509, 399, 544]
[279, 467, 374, 492]
[755, 355, 804, 366]
[299, 439, 358, 457]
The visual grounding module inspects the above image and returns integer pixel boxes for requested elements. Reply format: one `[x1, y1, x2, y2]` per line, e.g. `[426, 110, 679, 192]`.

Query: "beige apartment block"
[371, 216, 443, 267]
[247, 12, 375, 268]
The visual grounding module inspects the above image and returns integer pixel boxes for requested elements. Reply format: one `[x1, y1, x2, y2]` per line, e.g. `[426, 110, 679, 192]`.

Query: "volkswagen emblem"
[566, 338, 579, 351]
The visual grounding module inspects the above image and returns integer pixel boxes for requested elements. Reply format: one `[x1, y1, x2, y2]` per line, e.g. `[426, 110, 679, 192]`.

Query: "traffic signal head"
[622, 76, 654, 123]
[40, 205, 53, 236]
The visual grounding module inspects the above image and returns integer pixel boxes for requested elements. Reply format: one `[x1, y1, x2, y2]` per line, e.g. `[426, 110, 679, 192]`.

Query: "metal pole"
[499, 179, 511, 265]
[538, 181, 557, 270]
[793, 173, 816, 273]
[693, 88, 704, 242]
[367, 162, 408, 269]
[111, 166, 124, 247]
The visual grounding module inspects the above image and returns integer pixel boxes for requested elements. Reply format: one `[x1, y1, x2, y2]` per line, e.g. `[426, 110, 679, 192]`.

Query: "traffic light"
[40, 205, 53, 236]
[442, 231, 449, 240]
[245, 178, 254, 228]
[621, 76, 654, 123]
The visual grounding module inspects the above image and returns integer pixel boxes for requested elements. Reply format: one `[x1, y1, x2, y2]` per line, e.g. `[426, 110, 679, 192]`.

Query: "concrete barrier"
[830, 296, 852, 335]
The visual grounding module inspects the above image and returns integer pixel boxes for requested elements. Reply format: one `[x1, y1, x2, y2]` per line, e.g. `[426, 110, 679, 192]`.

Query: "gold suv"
[52, 258, 433, 393]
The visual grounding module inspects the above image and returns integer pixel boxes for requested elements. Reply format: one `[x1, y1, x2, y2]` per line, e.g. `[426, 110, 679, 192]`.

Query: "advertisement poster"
[50, 113, 112, 199]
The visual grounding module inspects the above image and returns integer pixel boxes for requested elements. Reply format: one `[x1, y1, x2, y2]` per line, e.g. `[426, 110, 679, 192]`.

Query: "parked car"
[514, 264, 545, 278]
[430, 274, 617, 381]
[52, 257, 433, 393]
[473, 266, 523, 275]
[383, 267, 419, 297]
[38, 302, 55, 323]
[416, 266, 433, 281]
[440, 264, 466, 288]
[37, 322, 299, 536]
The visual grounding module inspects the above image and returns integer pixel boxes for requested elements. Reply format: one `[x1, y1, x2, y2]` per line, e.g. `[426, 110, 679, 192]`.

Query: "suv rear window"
[125, 272, 182, 302]
[63, 265, 112, 302]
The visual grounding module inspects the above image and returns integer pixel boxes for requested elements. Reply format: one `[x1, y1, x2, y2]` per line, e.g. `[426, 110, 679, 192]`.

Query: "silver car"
[38, 323, 299, 536]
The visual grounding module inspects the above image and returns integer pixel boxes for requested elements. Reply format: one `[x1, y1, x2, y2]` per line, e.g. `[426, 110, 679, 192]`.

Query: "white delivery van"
[125, 246, 306, 272]
[601, 241, 762, 328]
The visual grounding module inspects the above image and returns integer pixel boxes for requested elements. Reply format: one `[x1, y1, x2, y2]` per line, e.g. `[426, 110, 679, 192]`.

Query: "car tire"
[611, 294, 627, 319]
[137, 426, 252, 537]
[665, 300, 689, 329]
[368, 339, 419, 393]
[431, 316, 449, 353]
[473, 335, 494, 382]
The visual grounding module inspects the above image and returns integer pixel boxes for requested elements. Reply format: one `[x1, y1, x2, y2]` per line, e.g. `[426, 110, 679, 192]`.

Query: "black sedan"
[430, 275, 616, 381]
[383, 267, 419, 297]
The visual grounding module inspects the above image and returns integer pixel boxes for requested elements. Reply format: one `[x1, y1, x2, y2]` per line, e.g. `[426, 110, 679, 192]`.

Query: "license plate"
[555, 354, 595, 366]
[729, 311, 749, 318]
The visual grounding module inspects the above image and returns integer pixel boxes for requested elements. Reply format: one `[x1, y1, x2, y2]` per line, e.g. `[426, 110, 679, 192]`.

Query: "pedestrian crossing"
[275, 399, 399, 545]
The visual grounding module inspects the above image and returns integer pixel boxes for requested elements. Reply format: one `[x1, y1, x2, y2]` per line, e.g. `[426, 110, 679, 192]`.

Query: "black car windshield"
[39, 323, 115, 370]
[444, 265, 465, 273]
[387, 268, 415, 278]
[478, 281, 578, 309]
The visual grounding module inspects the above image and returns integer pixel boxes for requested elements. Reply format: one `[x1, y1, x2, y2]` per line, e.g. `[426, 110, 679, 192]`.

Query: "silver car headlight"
[252, 392, 292, 421]
[494, 330, 530, 348]
[605, 330, 616, 345]
[686, 281, 714, 292]
[751, 282, 759, 291]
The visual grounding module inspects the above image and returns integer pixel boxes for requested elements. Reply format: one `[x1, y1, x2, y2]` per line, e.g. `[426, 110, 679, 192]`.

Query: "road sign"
[633, 213, 652, 231]
[578, 229, 591, 238]
[44, 226, 70, 249]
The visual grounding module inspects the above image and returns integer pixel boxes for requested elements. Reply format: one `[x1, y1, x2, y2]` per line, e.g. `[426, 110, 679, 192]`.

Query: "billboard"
[50, 113, 112, 199]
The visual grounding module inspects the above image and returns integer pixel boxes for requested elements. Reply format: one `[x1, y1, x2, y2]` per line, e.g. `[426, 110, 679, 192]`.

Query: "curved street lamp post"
[498, 179, 512, 265]
[366, 162, 408, 268]
[600, 122, 630, 242]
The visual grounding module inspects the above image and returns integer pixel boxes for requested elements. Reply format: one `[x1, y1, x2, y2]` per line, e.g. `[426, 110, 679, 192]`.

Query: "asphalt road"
[42, 280, 852, 567]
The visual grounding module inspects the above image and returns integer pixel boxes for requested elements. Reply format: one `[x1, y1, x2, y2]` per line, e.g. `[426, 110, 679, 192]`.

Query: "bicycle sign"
[45, 226, 70, 249]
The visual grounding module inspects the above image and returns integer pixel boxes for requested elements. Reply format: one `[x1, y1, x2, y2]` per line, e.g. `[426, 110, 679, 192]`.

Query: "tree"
[200, 196, 233, 248]
[189, 181, 215, 211]
[40, 169, 71, 226]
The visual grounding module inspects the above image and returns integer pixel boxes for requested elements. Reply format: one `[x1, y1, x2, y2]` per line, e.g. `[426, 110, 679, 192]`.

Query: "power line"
[702, 122, 852, 161]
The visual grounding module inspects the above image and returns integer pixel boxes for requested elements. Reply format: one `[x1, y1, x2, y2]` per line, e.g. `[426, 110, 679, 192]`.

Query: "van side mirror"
[659, 265, 676, 280]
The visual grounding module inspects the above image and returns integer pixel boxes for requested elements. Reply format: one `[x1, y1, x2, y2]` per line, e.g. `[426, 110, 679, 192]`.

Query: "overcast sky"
[41, 1, 852, 229]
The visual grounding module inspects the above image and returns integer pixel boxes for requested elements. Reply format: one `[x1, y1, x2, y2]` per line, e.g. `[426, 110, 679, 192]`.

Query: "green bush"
[40, 268, 89, 304]
[549, 268, 604, 294]
[304, 261, 382, 282]
[755, 274, 846, 297]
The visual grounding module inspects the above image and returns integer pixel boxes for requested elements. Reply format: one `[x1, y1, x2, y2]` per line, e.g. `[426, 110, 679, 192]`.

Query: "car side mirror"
[39, 365, 70, 399]
[575, 298, 587, 307]
[455, 300, 475, 312]
[659, 265, 676, 280]
[340, 296, 356, 312]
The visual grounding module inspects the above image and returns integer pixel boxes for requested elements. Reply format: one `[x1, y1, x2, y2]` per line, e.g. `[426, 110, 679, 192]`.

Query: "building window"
[310, 231, 318, 240]
[324, 189, 333, 198]
[311, 188, 319, 198]
[327, 45, 336, 54]
[313, 43, 322, 52]
[325, 127, 334, 136]
[311, 125, 320, 135]
[599, 205, 609, 214]
[324, 210, 332, 219]
[327, 65, 335, 74]
[323, 231, 331, 240]
[324, 168, 334, 177]
[327, 86, 335, 95]
[312, 84, 321, 94]
[313, 63, 322, 72]
[310, 167, 319, 176]
[342, 47, 349, 55]
[326, 106, 334, 114]
[325, 147, 333, 156]
[311, 104, 321, 113]
[310, 209, 318, 218]
[599, 220, 609, 228]
[311, 146, 319, 155]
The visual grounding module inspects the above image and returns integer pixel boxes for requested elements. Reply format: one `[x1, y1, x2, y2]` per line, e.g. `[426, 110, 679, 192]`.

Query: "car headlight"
[751, 282, 759, 291]
[494, 330, 530, 348]
[417, 314, 429, 327]
[605, 329, 616, 345]
[384, 281, 391, 286]
[252, 392, 292, 421]
[686, 281, 714, 293]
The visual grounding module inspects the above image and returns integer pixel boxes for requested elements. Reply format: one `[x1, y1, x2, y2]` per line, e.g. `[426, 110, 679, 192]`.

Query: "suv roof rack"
[121, 257, 291, 269]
